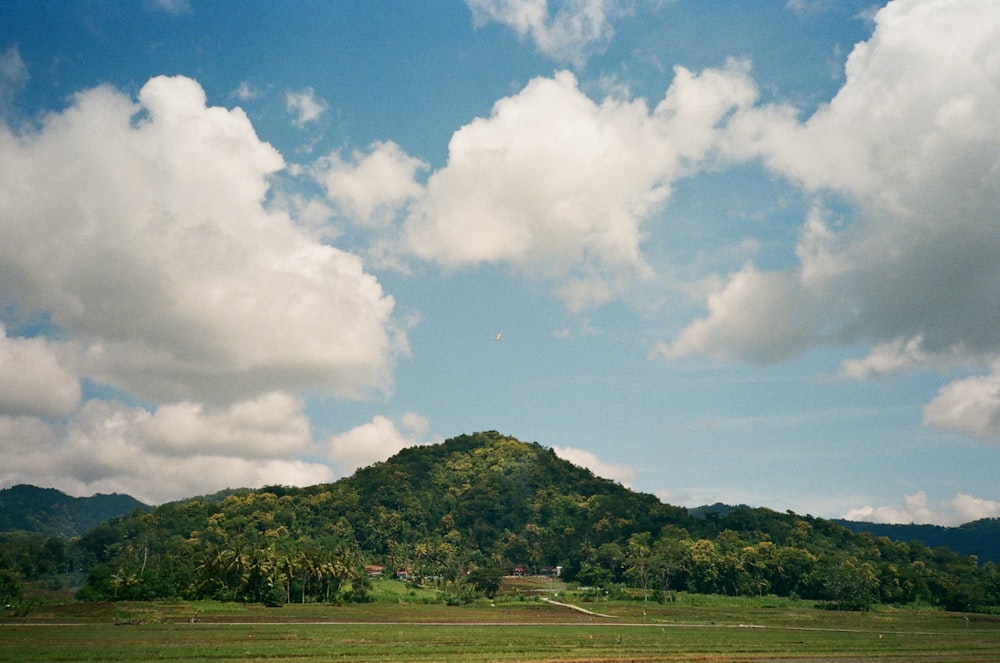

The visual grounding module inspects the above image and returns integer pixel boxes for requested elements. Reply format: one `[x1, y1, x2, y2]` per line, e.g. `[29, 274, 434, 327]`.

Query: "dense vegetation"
[0, 484, 148, 539]
[835, 518, 1000, 565]
[2, 432, 998, 613]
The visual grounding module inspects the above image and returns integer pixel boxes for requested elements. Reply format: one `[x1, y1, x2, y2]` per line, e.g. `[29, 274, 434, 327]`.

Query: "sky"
[0, 0, 998, 527]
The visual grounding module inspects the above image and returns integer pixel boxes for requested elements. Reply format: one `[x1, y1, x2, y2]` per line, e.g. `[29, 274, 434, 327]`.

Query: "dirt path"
[539, 597, 617, 618]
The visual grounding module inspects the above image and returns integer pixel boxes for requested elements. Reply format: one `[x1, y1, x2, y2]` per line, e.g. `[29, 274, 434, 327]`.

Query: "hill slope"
[63, 431, 997, 611]
[834, 518, 1000, 565]
[0, 484, 149, 539]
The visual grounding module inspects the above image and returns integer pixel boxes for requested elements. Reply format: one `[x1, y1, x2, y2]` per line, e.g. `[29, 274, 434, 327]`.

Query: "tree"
[624, 533, 653, 601]
[595, 542, 625, 582]
[0, 568, 23, 606]
[824, 556, 880, 611]
[650, 530, 687, 597]
[683, 539, 719, 594]
[466, 566, 503, 598]
[575, 563, 613, 589]
[741, 542, 778, 598]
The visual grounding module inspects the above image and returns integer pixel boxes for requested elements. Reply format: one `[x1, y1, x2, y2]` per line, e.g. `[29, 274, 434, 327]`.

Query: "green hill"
[10, 431, 997, 612]
[834, 518, 1000, 565]
[0, 484, 149, 539]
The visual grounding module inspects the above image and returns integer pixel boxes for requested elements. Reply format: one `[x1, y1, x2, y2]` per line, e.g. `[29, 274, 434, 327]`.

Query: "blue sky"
[1, 0, 998, 526]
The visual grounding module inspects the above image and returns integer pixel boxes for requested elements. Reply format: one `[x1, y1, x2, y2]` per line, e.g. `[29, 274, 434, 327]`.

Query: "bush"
[263, 585, 286, 607]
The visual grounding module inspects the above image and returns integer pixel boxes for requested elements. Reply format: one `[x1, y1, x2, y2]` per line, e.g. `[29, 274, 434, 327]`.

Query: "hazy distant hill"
[834, 518, 1000, 565]
[692, 503, 1000, 566]
[0, 484, 149, 539]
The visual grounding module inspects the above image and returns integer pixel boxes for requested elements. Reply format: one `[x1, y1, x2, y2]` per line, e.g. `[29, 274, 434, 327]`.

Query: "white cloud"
[922, 370, 1000, 440]
[840, 336, 928, 380]
[232, 81, 263, 101]
[324, 413, 437, 476]
[553, 445, 636, 486]
[0, 75, 401, 404]
[0, 415, 61, 490]
[0, 45, 27, 88]
[843, 490, 1000, 526]
[949, 493, 1000, 524]
[842, 491, 938, 525]
[403, 64, 757, 307]
[467, 0, 621, 66]
[0, 45, 28, 112]
[785, 0, 828, 15]
[0, 398, 333, 504]
[554, 277, 615, 312]
[143, 392, 312, 458]
[286, 87, 327, 127]
[671, 0, 1000, 383]
[316, 141, 427, 226]
[146, 0, 192, 15]
[0, 326, 80, 418]
[660, 263, 818, 363]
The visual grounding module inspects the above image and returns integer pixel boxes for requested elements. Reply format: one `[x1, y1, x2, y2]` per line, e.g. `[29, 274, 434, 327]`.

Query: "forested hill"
[0, 484, 148, 539]
[339, 430, 690, 559]
[834, 518, 1000, 565]
[58, 431, 997, 611]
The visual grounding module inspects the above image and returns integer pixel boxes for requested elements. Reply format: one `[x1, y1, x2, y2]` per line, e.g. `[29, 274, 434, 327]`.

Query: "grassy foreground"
[2, 583, 998, 661]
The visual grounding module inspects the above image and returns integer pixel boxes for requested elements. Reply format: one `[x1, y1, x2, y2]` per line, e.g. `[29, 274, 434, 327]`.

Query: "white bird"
[496, 333, 503, 341]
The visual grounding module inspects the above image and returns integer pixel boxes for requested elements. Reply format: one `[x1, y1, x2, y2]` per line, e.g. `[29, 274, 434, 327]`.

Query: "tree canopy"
[3, 432, 998, 612]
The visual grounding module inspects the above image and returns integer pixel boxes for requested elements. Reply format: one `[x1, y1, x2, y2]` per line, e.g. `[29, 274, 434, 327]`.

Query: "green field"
[3, 589, 999, 662]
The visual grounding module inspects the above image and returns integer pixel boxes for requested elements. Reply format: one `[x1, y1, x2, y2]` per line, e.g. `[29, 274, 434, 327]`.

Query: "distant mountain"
[689, 503, 752, 520]
[0, 484, 149, 539]
[691, 503, 1000, 566]
[834, 518, 1000, 565]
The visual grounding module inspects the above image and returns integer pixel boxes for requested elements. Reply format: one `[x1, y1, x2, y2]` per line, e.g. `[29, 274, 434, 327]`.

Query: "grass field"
[2, 581, 998, 661]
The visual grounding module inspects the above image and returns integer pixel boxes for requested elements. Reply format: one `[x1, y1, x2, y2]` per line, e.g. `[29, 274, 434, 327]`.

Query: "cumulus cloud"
[658, 263, 818, 363]
[286, 87, 327, 126]
[553, 445, 636, 486]
[843, 490, 1000, 526]
[840, 336, 928, 380]
[0, 326, 80, 418]
[0, 397, 332, 504]
[0, 75, 401, 404]
[670, 0, 1000, 390]
[324, 413, 437, 476]
[315, 141, 427, 226]
[842, 491, 938, 525]
[467, 0, 621, 66]
[922, 370, 1000, 440]
[950, 493, 1000, 524]
[143, 392, 312, 458]
[403, 64, 757, 307]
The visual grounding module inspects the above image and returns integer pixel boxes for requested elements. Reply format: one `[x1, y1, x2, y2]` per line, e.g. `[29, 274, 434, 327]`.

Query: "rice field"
[2, 592, 998, 661]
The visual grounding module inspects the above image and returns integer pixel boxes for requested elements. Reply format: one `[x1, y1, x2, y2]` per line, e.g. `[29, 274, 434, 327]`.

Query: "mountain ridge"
[0, 483, 149, 539]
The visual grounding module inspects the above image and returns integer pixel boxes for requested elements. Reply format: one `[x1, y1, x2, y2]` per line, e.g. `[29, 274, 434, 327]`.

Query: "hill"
[0, 484, 149, 539]
[834, 518, 1000, 565]
[694, 505, 1000, 566]
[25, 431, 999, 612]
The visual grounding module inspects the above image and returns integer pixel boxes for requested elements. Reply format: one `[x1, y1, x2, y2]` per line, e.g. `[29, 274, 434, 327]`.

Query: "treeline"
[1, 432, 998, 612]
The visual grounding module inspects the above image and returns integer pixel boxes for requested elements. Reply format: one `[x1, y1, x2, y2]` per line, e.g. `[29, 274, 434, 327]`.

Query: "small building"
[366, 565, 384, 577]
